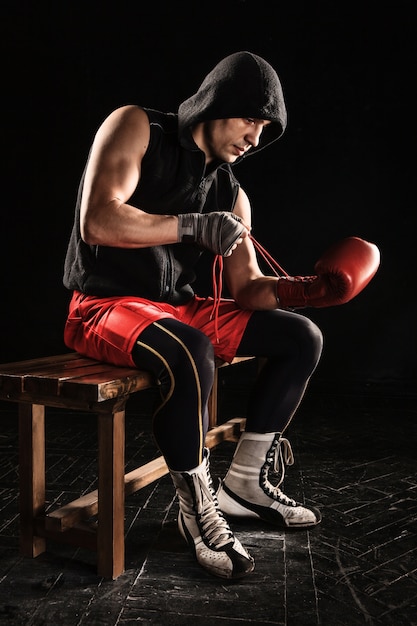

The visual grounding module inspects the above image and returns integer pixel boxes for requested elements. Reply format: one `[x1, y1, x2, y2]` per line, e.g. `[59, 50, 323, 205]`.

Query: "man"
[63, 51, 379, 579]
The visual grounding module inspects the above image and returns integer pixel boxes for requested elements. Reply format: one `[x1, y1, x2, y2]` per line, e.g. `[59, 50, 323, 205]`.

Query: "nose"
[245, 124, 264, 148]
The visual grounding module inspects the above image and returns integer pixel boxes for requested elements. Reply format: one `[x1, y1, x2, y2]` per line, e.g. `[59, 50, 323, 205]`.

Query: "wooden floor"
[1, 362, 416, 625]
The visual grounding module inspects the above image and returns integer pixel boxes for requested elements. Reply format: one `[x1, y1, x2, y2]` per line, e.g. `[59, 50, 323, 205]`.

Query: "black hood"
[178, 51, 287, 155]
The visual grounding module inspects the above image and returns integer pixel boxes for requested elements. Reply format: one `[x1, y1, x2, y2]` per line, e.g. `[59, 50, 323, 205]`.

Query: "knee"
[297, 315, 323, 363]
[167, 326, 216, 383]
[132, 321, 215, 394]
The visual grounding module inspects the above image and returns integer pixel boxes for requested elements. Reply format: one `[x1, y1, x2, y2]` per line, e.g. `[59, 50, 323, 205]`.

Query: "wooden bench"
[0, 352, 252, 579]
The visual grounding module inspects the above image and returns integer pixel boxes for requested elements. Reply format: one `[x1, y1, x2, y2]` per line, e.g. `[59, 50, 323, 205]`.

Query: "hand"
[276, 237, 380, 308]
[178, 212, 247, 256]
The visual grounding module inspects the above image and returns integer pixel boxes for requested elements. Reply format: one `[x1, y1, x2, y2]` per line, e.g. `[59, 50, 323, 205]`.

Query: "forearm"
[81, 198, 179, 248]
[233, 276, 281, 311]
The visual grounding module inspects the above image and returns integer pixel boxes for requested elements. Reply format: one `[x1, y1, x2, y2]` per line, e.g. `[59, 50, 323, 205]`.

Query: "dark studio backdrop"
[2, 0, 416, 394]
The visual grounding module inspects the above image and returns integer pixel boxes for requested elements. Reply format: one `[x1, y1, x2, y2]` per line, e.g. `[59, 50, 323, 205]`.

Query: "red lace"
[248, 235, 290, 278]
[210, 234, 289, 343]
[210, 254, 223, 342]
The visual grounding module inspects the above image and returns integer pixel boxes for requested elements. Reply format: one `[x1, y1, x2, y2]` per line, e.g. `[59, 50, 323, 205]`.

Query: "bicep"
[81, 106, 150, 220]
[224, 188, 264, 299]
[232, 186, 252, 230]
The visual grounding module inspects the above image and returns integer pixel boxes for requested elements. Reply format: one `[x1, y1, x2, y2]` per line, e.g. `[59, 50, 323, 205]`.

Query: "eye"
[246, 118, 256, 125]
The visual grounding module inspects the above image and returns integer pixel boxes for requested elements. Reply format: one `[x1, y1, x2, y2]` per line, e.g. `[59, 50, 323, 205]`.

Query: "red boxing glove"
[276, 237, 380, 308]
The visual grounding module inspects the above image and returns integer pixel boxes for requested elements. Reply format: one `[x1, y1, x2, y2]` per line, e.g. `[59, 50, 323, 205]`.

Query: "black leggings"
[131, 310, 323, 471]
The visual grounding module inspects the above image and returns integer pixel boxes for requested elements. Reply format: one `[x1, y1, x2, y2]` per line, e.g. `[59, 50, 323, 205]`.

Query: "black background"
[2, 0, 415, 392]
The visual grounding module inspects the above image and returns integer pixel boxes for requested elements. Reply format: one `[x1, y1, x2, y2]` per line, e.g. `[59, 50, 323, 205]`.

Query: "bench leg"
[18, 403, 46, 557]
[97, 409, 125, 579]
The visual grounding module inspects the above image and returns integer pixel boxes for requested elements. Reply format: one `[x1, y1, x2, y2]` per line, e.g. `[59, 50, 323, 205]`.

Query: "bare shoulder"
[95, 105, 150, 156]
[99, 105, 149, 133]
[106, 104, 149, 123]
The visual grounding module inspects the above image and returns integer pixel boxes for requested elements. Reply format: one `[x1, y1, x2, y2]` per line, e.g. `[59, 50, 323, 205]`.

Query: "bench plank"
[0, 353, 155, 402]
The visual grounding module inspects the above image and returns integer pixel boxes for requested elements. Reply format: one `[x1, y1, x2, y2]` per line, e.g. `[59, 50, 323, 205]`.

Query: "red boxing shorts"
[64, 291, 253, 367]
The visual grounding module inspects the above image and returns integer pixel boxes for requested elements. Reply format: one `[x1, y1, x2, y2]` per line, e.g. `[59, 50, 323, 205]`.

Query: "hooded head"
[178, 51, 287, 156]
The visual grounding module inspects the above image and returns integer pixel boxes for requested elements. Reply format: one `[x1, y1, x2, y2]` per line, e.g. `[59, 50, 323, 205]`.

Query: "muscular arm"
[223, 188, 279, 310]
[80, 105, 179, 248]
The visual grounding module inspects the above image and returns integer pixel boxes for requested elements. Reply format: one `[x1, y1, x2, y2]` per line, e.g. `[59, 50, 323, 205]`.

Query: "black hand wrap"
[177, 212, 246, 256]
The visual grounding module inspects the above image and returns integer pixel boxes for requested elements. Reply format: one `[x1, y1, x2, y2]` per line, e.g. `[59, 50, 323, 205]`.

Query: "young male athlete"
[63, 51, 379, 579]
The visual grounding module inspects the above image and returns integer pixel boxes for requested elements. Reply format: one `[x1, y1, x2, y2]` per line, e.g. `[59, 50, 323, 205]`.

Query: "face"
[193, 118, 271, 164]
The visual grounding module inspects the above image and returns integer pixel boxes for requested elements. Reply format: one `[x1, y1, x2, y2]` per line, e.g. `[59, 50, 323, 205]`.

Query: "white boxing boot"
[217, 432, 321, 528]
[170, 448, 255, 579]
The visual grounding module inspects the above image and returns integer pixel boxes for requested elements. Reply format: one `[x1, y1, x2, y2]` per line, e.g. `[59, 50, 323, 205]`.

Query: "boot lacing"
[260, 435, 297, 506]
[190, 468, 234, 550]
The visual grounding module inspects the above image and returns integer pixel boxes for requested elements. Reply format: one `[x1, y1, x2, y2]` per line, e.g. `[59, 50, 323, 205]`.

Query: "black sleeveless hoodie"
[63, 51, 287, 304]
